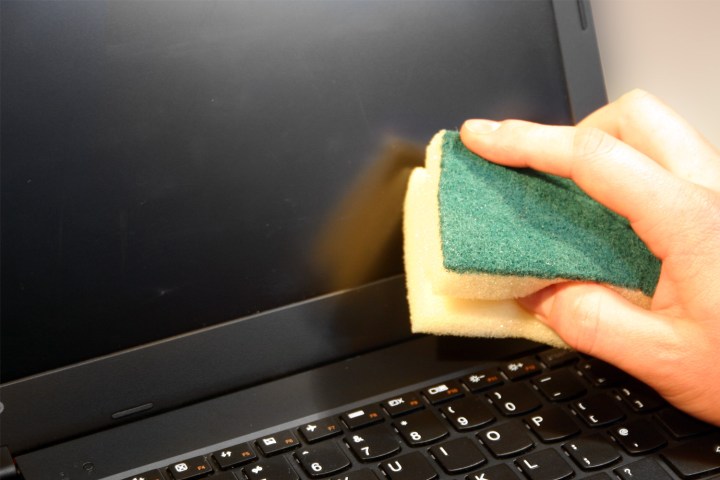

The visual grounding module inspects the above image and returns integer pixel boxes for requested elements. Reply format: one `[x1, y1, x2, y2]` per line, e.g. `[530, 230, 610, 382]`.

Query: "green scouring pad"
[403, 130, 661, 346]
[438, 129, 661, 299]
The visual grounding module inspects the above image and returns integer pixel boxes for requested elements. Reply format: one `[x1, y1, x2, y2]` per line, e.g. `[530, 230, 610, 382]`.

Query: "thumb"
[520, 282, 680, 382]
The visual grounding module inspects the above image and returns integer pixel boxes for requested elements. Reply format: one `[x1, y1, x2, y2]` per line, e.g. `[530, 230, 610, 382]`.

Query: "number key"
[487, 383, 541, 416]
[441, 396, 495, 431]
[295, 442, 351, 478]
[345, 425, 401, 461]
[394, 409, 448, 446]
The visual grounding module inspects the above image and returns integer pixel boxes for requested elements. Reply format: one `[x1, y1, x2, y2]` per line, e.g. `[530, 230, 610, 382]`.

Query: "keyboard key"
[656, 408, 714, 439]
[615, 382, 664, 412]
[422, 380, 464, 404]
[461, 369, 504, 392]
[478, 421, 534, 458]
[525, 406, 580, 442]
[487, 383, 541, 416]
[299, 418, 343, 443]
[430, 437, 487, 474]
[213, 443, 257, 469]
[394, 409, 449, 446]
[515, 448, 574, 480]
[563, 434, 621, 470]
[256, 430, 301, 456]
[610, 419, 667, 454]
[244, 456, 299, 480]
[614, 458, 673, 479]
[501, 357, 542, 381]
[168, 457, 212, 480]
[123, 470, 166, 480]
[538, 348, 580, 369]
[295, 442, 351, 478]
[577, 359, 626, 387]
[440, 396, 495, 431]
[213, 473, 238, 480]
[572, 394, 624, 427]
[380, 451, 438, 480]
[533, 369, 586, 401]
[466, 464, 521, 479]
[661, 432, 720, 478]
[327, 470, 379, 480]
[345, 425, 400, 461]
[341, 406, 384, 430]
[382, 393, 424, 417]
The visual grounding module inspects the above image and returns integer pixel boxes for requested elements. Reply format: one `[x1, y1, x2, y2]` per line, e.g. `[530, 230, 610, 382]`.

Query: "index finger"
[459, 119, 699, 259]
[578, 90, 720, 191]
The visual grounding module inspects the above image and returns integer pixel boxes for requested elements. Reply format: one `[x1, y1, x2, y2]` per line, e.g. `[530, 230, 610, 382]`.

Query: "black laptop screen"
[1, 0, 572, 382]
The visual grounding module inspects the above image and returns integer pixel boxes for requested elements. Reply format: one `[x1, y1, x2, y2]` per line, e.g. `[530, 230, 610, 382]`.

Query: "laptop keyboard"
[124, 349, 720, 480]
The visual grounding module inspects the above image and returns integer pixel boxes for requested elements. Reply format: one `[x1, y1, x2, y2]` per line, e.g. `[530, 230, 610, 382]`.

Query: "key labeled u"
[387, 460, 403, 472]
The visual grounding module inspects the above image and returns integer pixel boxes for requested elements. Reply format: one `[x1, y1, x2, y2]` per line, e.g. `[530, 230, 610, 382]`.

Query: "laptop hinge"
[0, 447, 19, 480]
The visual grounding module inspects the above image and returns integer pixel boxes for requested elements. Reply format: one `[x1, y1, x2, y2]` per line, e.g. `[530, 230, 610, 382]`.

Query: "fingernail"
[464, 119, 501, 134]
[517, 286, 556, 323]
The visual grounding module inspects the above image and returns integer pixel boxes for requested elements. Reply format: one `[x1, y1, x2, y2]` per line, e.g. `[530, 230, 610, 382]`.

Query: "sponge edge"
[423, 131, 558, 300]
[403, 129, 660, 347]
[424, 130, 653, 307]
[403, 166, 568, 347]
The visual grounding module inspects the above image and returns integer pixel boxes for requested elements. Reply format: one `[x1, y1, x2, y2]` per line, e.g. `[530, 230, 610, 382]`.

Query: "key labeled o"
[485, 430, 501, 441]
[505, 402, 516, 412]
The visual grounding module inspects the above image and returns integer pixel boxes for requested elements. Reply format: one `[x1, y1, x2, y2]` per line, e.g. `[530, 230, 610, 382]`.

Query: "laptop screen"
[3, 1, 574, 382]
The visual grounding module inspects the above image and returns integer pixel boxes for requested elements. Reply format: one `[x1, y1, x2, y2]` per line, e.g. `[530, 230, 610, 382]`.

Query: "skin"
[460, 89, 720, 425]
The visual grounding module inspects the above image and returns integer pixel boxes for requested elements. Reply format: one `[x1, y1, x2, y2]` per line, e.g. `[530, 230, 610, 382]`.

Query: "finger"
[518, 282, 680, 387]
[459, 119, 697, 258]
[520, 282, 720, 425]
[579, 89, 720, 191]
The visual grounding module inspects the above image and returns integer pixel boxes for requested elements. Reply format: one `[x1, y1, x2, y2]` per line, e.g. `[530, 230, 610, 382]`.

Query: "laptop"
[2, 1, 718, 479]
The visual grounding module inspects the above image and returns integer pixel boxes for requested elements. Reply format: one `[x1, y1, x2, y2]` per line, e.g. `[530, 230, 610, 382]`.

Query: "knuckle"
[616, 88, 661, 129]
[572, 127, 617, 163]
[619, 88, 653, 105]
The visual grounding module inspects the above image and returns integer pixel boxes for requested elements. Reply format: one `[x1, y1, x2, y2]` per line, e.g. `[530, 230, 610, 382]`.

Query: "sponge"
[403, 130, 661, 346]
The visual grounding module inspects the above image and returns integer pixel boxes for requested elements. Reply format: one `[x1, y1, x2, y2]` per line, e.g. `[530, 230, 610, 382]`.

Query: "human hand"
[460, 89, 720, 425]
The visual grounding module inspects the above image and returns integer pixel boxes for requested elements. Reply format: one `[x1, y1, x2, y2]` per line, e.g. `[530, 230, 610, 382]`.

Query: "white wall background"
[591, 0, 720, 148]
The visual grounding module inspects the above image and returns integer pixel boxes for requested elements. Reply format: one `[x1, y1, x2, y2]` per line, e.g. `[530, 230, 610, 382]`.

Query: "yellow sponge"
[403, 130, 660, 347]
[403, 166, 565, 346]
